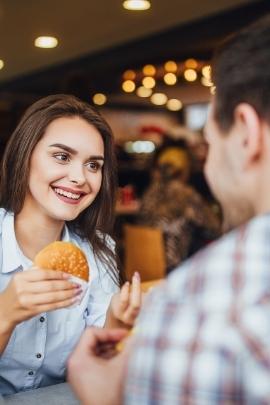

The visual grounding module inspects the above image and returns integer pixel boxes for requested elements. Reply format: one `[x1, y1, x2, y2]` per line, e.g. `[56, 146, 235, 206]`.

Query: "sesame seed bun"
[34, 241, 89, 282]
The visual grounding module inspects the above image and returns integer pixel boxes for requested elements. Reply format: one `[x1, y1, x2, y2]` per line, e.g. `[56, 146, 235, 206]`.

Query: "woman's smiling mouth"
[52, 186, 86, 204]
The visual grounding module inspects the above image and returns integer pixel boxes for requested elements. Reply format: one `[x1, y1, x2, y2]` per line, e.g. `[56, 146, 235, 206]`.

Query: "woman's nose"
[68, 163, 86, 185]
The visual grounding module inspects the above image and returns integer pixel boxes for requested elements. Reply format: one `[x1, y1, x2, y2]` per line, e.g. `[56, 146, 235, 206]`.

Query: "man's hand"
[68, 327, 129, 405]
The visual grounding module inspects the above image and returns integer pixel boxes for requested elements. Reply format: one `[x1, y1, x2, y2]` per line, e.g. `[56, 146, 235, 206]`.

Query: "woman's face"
[25, 116, 104, 223]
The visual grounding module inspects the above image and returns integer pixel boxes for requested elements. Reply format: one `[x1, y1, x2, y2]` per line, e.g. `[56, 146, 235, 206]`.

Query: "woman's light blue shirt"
[0, 209, 119, 395]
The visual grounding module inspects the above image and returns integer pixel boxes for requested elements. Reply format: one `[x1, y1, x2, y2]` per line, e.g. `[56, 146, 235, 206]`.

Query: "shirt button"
[39, 316, 45, 322]
[28, 371, 34, 376]
[36, 353, 42, 359]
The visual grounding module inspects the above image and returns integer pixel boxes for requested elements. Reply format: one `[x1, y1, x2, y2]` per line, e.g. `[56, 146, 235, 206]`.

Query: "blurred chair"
[124, 224, 166, 282]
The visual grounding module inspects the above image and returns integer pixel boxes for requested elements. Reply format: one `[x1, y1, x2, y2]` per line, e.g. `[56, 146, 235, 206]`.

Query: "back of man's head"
[212, 15, 270, 132]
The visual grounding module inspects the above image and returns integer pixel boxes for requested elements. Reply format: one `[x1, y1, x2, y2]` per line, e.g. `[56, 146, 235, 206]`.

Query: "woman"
[0, 94, 140, 395]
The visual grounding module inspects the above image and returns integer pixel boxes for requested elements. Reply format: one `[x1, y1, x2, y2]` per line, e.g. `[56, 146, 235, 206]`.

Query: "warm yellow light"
[123, 69, 136, 80]
[142, 76, 156, 89]
[35, 36, 58, 48]
[185, 58, 198, 69]
[123, 0, 151, 10]
[142, 64, 156, 76]
[151, 93, 168, 106]
[164, 60, 177, 72]
[166, 99, 182, 111]
[164, 72, 177, 85]
[0, 60, 4, 70]
[202, 65, 211, 80]
[136, 86, 152, 97]
[184, 68, 197, 82]
[93, 93, 107, 105]
[201, 76, 213, 87]
[122, 80, 136, 93]
[210, 86, 216, 95]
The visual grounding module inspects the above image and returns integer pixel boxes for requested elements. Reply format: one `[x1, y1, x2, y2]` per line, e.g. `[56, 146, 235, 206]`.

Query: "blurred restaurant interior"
[0, 0, 269, 281]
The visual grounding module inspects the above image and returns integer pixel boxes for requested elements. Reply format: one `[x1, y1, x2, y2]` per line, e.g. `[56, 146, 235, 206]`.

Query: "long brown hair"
[0, 94, 122, 286]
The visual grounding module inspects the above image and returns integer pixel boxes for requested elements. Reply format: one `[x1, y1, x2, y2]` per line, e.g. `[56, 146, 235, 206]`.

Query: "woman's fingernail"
[133, 272, 140, 280]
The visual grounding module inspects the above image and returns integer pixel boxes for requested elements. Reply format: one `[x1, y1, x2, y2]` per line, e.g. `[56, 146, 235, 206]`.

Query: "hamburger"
[34, 241, 89, 282]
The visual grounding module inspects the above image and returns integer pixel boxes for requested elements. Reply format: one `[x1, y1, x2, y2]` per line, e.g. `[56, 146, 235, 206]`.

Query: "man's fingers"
[74, 327, 129, 357]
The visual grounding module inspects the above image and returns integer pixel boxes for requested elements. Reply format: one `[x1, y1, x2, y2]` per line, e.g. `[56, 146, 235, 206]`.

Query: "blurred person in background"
[138, 137, 220, 272]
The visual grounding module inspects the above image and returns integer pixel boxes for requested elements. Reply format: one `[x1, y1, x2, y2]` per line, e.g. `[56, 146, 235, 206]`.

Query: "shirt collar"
[2, 212, 71, 274]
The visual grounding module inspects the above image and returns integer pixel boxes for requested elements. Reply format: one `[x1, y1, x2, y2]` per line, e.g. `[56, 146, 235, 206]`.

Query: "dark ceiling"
[0, 0, 269, 148]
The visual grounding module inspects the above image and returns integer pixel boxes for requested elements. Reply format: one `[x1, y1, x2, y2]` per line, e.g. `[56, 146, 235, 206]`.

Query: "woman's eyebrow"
[49, 143, 77, 154]
[49, 143, 104, 160]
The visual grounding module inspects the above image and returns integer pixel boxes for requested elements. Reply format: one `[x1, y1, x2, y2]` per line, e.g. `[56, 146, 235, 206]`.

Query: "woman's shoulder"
[69, 230, 116, 254]
[0, 208, 9, 234]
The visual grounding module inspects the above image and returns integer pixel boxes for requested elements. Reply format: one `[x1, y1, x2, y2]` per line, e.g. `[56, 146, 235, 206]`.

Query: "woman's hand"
[0, 267, 81, 327]
[105, 272, 142, 329]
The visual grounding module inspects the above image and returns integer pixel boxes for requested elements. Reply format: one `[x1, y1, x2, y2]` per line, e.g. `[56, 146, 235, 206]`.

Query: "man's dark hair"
[212, 14, 270, 131]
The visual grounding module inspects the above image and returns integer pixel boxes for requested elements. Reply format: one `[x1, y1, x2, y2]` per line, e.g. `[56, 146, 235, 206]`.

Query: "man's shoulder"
[165, 214, 270, 297]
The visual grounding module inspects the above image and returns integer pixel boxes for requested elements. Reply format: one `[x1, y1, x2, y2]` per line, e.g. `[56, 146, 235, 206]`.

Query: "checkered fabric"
[124, 213, 270, 404]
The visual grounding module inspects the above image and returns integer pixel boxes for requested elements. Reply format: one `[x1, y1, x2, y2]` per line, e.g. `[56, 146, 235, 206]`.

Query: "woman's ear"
[234, 103, 263, 165]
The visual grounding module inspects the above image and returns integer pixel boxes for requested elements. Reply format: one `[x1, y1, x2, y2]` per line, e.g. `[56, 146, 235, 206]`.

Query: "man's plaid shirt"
[125, 213, 270, 404]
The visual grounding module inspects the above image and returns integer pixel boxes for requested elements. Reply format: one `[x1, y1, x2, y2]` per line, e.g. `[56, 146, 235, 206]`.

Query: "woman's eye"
[86, 161, 101, 172]
[54, 153, 70, 162]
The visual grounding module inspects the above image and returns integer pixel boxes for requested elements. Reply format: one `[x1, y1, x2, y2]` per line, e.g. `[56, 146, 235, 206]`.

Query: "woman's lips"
[52, 186, 85, 205]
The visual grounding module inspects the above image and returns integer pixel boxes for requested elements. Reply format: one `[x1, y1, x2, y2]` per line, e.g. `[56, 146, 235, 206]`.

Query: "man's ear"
[234, 103, 263, 164]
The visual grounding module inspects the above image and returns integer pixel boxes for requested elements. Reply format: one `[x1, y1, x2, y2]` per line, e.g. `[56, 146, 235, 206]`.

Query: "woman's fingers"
[130, 272, 141, 310]
[122, 272, 142, 325]
[118, 281, 130, 312]
[22, 267, 70, 282]
[28, 287, 82, 306]
[35, 295, 81, 312]
[27, 280, 79, 294]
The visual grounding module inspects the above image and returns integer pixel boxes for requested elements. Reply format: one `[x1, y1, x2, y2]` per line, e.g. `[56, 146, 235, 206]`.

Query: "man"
[68, 15, 270, 404]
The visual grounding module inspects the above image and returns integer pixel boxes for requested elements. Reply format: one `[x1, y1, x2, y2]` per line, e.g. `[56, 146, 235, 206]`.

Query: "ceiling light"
[151, 93, 168, 106]
[167, 99, 182, 111]
[35, 36, 58, 48]
[202, 65, 211, 80]
[123, 69, 136, 80]
[142, 64, 156, 76]
[164, 60, 177, 73]
[185, 58, 198, 69]
[142, 76, 155, 89]
[210, 86, 216, 95]
[201, 76, 213, 87]
[123, 0, 151, 10]
[164, 72, 177, 85]
[0, 60, 4, 70]
[93, 93, 107, 105]
[184, 69, 197, 82]
[122, 80, 136, 93]
[136, 86, 152, 97]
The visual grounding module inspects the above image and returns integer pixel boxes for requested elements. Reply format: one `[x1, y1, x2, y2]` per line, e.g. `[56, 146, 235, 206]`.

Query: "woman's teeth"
[54, 188, 81, 200]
